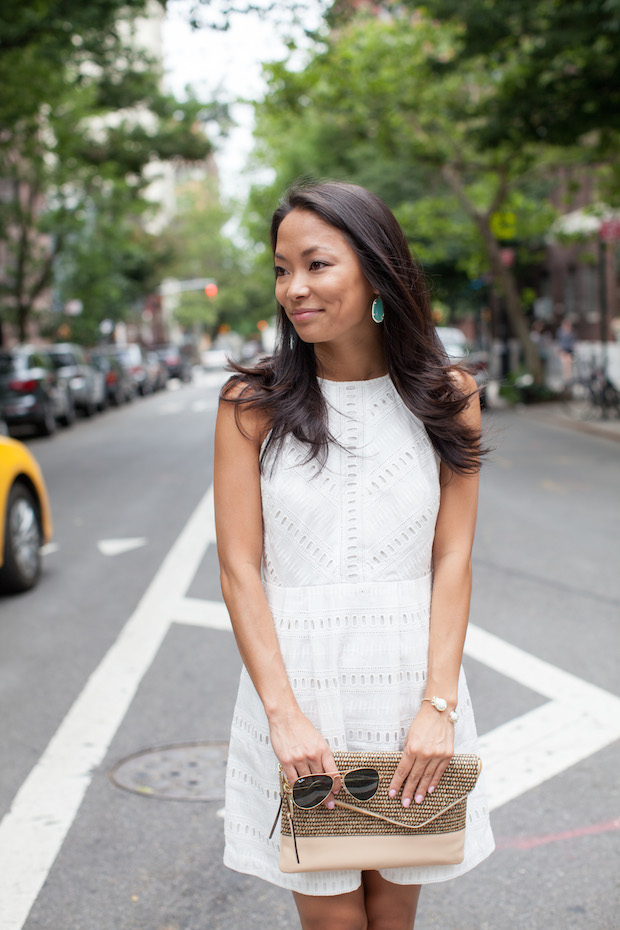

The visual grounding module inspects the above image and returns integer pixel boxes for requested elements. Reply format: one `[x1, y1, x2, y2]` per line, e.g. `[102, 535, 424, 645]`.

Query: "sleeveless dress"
[223, 375, 494, 895]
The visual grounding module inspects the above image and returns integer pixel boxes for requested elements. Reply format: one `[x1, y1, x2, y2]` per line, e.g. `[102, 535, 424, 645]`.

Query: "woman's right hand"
[268, 708, 340, 807]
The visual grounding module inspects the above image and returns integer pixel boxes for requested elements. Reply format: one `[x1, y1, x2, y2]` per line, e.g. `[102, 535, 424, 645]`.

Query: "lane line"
[3, 477, 618, 927]
[464, 623, 619, 704]
[179, 605, 620, 813]
[465, 624, 620, 810]
[172, 597, 231, 630]
[495, 816, 620, 851]
[97, 537, 148, 557]
[0, 486, 216, 930]
[479, 700, 620, 811]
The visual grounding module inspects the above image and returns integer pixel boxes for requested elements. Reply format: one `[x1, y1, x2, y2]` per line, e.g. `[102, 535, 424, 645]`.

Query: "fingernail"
[327, 800, 334, 810]
[388, 789, 396, 798]
[402, 797, 411, 808]
[415, 794, 424, 804]
[428, 786, 435, 794]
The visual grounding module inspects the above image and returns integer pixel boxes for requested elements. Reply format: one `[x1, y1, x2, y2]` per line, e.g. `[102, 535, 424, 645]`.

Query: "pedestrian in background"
[214, 180, 494, 929]
[555, 317, 576, 386]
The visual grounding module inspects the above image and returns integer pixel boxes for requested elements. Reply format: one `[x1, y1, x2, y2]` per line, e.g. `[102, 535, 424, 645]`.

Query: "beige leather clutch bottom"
[277, 751, 482, 873]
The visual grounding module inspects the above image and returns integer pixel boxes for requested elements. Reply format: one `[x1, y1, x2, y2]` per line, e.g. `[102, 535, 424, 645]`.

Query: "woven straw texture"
[281, 753, 481, 839]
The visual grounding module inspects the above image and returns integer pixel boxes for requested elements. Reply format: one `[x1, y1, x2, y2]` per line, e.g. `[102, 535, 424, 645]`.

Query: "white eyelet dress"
[223, 375, 494, 894]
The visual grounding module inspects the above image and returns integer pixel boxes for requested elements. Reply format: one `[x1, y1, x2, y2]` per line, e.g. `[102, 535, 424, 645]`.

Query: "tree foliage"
[421, 0, 620, 154]
[161, 179, 274, 338]
[250, 10, 577, 376]
[0, 1, 215, 342]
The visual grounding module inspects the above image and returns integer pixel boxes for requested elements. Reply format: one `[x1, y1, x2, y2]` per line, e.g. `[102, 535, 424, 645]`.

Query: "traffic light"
[204, 282, 218, 298]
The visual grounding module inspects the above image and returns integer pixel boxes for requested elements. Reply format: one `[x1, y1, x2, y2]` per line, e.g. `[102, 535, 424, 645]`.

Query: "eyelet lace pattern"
[224, 375, 494, 893]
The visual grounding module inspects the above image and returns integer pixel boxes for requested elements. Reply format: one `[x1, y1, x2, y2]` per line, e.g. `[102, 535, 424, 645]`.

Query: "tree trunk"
[475, 220, 543, 382]
[17, 303, 28, 343]
[441, 165, 544, 383]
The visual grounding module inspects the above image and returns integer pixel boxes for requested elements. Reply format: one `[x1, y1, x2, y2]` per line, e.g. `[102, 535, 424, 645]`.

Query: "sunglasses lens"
[344, 768, 379, 801]
[293, 774, 333, 809]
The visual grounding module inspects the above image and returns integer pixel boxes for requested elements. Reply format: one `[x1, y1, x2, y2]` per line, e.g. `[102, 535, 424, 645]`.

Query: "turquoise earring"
[371, 296, 384, 323]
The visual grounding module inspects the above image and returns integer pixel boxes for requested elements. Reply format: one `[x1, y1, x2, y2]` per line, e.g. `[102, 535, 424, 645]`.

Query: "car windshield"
[0, 354, 19, 375]
[49, 353, 74, 368]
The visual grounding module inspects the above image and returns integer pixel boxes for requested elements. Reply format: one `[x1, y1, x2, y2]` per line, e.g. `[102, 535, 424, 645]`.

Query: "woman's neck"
[313, 339, 387, 383]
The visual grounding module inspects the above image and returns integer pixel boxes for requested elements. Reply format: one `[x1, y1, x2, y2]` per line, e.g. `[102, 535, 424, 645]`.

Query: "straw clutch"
[275, 751, 481, 873]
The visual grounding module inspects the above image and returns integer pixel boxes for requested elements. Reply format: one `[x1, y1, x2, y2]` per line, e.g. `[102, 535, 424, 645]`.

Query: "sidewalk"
[507, 401, 620, 443]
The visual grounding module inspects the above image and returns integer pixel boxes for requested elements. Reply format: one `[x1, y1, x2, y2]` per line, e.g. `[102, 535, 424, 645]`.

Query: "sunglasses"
[291, 767, 380, 810]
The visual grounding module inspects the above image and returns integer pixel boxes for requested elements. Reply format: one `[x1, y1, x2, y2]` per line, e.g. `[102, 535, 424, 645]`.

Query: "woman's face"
[274, 209, 378, 348]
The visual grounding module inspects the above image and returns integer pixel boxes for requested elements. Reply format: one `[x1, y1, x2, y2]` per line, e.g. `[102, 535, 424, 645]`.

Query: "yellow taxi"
[0, 436, 53, 593]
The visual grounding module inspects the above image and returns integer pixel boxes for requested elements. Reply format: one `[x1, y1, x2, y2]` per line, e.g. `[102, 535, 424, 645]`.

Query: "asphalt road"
[0, 374, 618, 930]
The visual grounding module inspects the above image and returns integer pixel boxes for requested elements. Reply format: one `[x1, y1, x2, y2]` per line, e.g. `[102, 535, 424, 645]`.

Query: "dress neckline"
[317, 373, 391, 386]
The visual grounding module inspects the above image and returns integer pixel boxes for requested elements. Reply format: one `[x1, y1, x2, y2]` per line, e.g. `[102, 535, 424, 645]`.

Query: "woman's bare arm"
[389, 372, 481, 806]
[214, 393, 337, 791]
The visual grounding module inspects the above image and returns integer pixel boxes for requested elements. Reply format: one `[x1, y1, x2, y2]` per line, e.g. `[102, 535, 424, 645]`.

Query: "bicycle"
[562, 357, 620, 420]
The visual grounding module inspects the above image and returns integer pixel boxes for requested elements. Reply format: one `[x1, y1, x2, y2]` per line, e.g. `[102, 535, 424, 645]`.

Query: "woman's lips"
[291, 308, 323, 321]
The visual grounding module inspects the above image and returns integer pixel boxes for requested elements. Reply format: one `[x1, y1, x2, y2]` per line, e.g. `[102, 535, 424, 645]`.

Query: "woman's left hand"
[388, 703, 454, 807]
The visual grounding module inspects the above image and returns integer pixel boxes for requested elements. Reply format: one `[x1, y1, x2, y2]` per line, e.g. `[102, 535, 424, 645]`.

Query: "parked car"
[100, 344, 154, 395]
[154, 344, 193, 383]
[90, 352, 134, 406]
[0, 436, 53, 592]
[47, 343, 103, 417]
[435, 327, 489, 399]
[0, 346, 75, 436]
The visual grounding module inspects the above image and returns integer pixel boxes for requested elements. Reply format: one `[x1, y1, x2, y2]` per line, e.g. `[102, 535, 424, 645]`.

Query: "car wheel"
[37, 400, 57, 437]
[0, 483, 42, 593]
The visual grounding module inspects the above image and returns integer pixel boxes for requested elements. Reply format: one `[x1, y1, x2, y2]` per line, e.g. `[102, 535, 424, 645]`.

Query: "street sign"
[490, 211, 516, 242]
[599, 219, 620, 242]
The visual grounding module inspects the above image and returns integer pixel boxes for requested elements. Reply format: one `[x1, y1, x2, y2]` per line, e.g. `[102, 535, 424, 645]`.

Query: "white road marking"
[0, 486, 216, 930]
[172, 596, 231, 630]
[170, 598, 620, 813]
[97, 537, 148, 556]
[464, 624, 620, 810]
[2, 480, 618, 928]
[40, 543, 59, 556]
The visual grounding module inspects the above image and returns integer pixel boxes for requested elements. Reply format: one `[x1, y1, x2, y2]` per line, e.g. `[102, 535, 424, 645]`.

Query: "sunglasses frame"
[289, 766, 381, 810]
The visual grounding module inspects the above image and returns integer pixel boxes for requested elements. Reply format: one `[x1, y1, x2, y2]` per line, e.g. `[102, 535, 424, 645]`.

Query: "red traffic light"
[204, 283, 218, 298]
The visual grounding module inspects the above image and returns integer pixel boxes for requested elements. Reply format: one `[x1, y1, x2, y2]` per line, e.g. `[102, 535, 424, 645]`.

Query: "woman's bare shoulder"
[218, 375, 271, 446]
[448, 367, 478, 397]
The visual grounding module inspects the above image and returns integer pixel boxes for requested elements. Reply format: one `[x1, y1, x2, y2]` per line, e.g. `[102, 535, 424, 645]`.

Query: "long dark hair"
[222, 180, 483, 475]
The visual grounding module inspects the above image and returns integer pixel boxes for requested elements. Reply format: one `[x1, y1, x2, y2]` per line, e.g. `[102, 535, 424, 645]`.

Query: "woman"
[214, 181, 494, 930]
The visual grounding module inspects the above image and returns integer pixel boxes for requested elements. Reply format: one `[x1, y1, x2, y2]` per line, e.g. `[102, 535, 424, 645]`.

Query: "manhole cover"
[108, 741, 229, 802]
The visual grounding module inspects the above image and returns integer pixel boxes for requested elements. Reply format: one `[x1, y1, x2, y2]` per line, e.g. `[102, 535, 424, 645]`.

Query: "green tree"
[0, 1, 215, 342]
[420, 0, 620, 157]
[161, 179, 274, 339]
[251, 12, 571, 377]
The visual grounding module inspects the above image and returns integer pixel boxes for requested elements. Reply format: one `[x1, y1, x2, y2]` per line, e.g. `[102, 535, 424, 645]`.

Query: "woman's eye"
[274, 266, 287, 278]
[309, 260, 327, 270]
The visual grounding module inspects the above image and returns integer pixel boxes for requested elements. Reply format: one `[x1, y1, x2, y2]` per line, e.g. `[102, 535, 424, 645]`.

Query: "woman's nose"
[286, 270, 311, 298]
